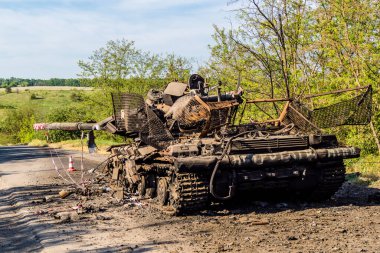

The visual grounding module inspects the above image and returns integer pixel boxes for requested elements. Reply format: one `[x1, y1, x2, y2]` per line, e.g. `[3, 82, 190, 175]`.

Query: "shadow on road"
[0, 183, 177, 252]
[196, 182, 380, 217]
[0, 146, 68, 164]
[0, 184, 64, 252]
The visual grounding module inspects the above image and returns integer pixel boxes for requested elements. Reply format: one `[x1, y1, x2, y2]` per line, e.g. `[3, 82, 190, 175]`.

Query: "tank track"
[307, 160, 346, 201]
[169, 172, 210, 215]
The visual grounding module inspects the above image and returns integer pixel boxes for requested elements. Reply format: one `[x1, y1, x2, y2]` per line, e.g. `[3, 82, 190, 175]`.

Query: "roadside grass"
[0, 88, 95, 145]
[346, 155, 380, 185]
[28, 139, 123, 155]
[0, 132, 15, 145]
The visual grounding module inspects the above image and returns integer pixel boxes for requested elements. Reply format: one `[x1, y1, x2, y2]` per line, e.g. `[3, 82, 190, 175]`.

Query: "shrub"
[30, 93, 44, 100]
[70, 92, 83, 102]
[0, 106, 41, 143]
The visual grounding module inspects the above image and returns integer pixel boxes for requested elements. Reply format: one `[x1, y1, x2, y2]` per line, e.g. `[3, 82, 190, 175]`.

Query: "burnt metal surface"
[175, 147, 360, 171]
[229, 135, 309, 152]
[163, 82, 188, 97]
[35, 122, 96, 131]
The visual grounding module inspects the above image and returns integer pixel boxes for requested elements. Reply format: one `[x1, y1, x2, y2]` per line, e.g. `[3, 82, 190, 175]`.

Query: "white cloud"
[0, 1, 233, 78]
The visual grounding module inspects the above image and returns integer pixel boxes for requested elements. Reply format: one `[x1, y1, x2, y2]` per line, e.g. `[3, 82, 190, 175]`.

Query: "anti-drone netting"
[207, 101, 238, 131]
[310, 87, 372, 128]
[140, 106, 174, 149]
[170, 96, 209, 129]
[111, 93, 145, 132]
[286, 86, 372, 133]
[285, 103, 321, 134]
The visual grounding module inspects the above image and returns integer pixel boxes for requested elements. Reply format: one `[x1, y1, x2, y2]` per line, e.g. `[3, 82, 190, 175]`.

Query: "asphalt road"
[0, 146, 105, 252]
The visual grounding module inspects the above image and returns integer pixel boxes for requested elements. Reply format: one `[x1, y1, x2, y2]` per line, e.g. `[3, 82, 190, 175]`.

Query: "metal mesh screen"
[207, 101, 238, 131]
[285, 86, 372, 133]
[310, 87, 372, 128]
[140, 106, 174, 149]
[111, 93, 145, 132]
[285, 103, 321, 134]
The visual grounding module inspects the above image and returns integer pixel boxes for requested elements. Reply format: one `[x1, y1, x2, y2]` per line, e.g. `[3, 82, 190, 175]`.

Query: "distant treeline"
[0, 77, 83, 88]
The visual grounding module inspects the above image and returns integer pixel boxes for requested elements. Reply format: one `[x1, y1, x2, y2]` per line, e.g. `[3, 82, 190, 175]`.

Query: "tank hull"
[106, 140, 358, 214]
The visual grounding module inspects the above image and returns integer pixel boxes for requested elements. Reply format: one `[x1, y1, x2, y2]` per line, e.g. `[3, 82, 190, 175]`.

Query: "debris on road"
[54, 211, 80, 222]
[59, 189, 74, 199]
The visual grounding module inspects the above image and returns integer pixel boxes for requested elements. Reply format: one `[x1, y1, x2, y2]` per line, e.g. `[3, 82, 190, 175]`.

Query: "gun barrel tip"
[33, 123, 46, 130]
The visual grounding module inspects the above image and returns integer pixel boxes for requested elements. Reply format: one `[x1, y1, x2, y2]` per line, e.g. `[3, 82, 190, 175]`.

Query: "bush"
[70, 92, 83, 102]
[0, 106, 41, 143]
[30, 93, 44, 100]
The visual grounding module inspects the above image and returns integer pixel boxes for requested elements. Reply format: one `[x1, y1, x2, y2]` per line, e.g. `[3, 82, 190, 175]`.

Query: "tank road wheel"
[157, 177, 169, 206]
[137, 176, 147, 198]
[145, 175, 157, 199]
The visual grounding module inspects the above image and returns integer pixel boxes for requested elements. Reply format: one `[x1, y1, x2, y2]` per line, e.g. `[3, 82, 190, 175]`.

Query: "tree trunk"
[370, 121, 380, 155]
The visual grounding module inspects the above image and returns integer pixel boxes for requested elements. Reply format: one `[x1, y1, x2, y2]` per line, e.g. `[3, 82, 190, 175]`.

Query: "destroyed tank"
[35, 74, 373, 214]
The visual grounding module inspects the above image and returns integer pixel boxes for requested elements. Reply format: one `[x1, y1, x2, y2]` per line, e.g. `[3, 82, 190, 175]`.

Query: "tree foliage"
[78, 39, 192, 94]
[0, 77, 81, 88]
[208, 0, 380, 96]
[206, 0, 380, 154]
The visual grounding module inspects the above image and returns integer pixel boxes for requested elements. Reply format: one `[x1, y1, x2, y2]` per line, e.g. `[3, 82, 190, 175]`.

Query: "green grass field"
[0, 86, 92, 92]
[0, 87, 122, 147]
[0, 89, 91, 119]
[0, 88, 94, 145]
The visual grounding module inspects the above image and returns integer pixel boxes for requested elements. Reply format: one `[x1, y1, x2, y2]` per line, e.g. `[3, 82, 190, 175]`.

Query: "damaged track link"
[169, 172, 210, 215]
[307, 160, 346, 201]
[105, 158, 210, 215]
[148, 172, 210, 215]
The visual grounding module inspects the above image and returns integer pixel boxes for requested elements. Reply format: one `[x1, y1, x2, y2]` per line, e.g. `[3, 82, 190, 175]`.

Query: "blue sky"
[0, 0, 235, 79]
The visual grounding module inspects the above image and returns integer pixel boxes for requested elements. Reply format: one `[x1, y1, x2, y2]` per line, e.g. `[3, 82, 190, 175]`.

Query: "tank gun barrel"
[33, 122, 99, 131]
[33, 116, 115, 131]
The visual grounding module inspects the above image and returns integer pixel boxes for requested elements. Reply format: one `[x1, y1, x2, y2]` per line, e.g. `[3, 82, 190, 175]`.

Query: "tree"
[163, 53, 192, 82]
[207, 0, 380, 154]
[313, 0, 380, 154]
[78, 39, 193, 94]
[5, 86, 11, 94]
[208, 0, 313, 98]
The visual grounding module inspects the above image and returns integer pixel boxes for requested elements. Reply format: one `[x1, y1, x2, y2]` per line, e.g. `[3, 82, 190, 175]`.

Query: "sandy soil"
[0, 146, 379, 253]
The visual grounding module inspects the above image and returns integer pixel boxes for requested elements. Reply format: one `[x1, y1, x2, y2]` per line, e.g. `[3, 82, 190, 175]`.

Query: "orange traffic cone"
[67, 156, 76, 172]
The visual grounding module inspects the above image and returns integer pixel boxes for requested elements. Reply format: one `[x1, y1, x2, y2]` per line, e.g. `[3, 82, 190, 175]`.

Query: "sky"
[0, 0, 235, 79]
